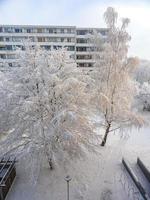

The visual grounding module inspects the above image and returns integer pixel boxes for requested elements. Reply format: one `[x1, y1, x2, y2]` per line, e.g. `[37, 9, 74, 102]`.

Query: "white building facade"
[0, 25, 108, 67]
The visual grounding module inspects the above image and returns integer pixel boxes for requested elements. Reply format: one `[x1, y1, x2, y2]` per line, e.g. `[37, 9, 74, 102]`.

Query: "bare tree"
[90, 7, 143, 146]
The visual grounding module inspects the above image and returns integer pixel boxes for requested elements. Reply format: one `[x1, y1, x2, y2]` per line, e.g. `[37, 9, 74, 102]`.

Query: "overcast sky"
[0, 0, 150, 60]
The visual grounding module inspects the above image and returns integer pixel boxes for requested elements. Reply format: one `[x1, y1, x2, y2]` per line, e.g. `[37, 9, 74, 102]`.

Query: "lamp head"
[65, 175, 72, 182]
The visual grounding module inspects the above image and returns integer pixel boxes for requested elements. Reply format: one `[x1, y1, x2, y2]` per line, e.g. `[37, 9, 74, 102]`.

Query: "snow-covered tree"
[0, 45, 99, 182]
[90, 7, 142, 146]
[136, 81, 150, 111]
[133, 60, 150, 111]
[134, 60, 150, 84]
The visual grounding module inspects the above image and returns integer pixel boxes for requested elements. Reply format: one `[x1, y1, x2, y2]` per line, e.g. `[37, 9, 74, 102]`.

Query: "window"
[6, 45, 13, 50]
[85, 55, 92, 59]
[6, 37, 10, 42]
[22, 46, 25, 50]
[53, 29, 57, 34]
[0, 27, 3, 32]
[27, 29, 31, 33]
[7, 54, 14, 59]
[66, 46, 75, 51]
[76, 55, 92, 60]
[37, 28, 43, 33]
[53, 45, 62, 50]
[57, 38, 61, 42]
[0, 46, 6, 50]
[67, 38, 71, 43]
[0, 37, 4, 42]
[48, 28, 57, 34]
[0, 54, 6, 59]
[89, 47, 95, 51]
[67, 28, 72, 33]
[15, 28, 22, 33]
[49, 38, 58, 42]
[5, 27, 14, 33]
[77, 30, 88, 35]
[76, 47, 87, 52]
[78, 63, 93, 67]
[48, 29, 53, 33]
[46, 37, 50, 42]
[43, 45, 51, 50]
[99, 30, 108, 36]
[71, 38, 75, 42]
[60, 29, 64, 33]
[61, 38, 64, 42]
[8, 63, 12, 67]
[12, 37, 24, 42]
[38, 37, 42, 42]
[38, 37, 45, 42]
[12, 37, 16, 42]
[76, 38, 88, 43]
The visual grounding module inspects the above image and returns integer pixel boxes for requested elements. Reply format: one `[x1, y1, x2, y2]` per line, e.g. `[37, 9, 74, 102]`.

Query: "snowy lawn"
[6, 125, 150, 200]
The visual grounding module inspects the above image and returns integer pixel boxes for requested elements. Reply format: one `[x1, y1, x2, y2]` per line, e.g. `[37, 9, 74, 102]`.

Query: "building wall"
[0, 25, 108, 68]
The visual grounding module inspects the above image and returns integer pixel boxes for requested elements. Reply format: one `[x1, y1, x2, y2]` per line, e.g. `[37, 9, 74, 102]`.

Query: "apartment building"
[0, 25, 108, 67]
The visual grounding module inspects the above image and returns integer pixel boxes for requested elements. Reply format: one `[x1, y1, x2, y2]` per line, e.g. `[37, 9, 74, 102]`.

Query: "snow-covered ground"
[6, 125, 150, 200]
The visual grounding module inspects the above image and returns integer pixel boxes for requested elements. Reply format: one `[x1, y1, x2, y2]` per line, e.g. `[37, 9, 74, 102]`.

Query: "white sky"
[0, 0, 150, 60]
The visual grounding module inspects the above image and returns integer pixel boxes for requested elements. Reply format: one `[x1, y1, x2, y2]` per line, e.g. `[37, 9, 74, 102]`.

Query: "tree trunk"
[101, 123, 111, 146]
[48, 158, 53, 170]
[46, 150, 54, 170]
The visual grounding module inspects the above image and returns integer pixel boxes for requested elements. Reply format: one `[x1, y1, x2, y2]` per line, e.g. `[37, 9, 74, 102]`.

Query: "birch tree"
[0, 45, 98, 182]
[90, 7, 143, 146]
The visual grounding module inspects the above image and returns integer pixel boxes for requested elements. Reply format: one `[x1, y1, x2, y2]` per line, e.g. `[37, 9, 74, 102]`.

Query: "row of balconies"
[0, 44, 96, 51]
[0, 56, 95, 62]
[0, 33, 76, 38]
[0, 26, 76, 34]
[0, 37, 93, 44]
[0, 42, 94, 48]
[0, 36, 76, 43]
[0, 26, 108, 36]
[0, 44, 76, 51]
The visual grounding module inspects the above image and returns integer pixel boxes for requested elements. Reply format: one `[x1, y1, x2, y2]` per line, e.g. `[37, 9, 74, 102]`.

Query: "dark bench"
[0, 158, 16, 200]
[137, 157, 150, 183]
[122, 158, 150, 200]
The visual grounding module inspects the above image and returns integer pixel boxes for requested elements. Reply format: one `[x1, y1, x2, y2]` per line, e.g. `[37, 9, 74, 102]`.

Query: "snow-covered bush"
[136, 81, 150, 111]
[134, 60, 150, 111]
[134, 60, 150, 84]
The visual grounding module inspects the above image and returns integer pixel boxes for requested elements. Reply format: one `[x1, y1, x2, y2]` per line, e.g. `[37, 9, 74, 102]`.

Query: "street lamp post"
[65, 175, 72, 200]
